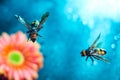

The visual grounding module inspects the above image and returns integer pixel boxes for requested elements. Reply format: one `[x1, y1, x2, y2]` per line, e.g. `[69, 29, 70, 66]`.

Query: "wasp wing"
[92, 55, 110, 63]
[96, 42, 103, 48]
[37, 12, 49, 31]
[90, 33, 101, 50]
[15, 14, 31, 30]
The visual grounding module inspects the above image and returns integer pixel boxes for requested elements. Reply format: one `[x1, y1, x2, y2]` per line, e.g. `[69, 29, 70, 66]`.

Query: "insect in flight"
[80, 33, 110, 63]
[15, 12, 49, 42]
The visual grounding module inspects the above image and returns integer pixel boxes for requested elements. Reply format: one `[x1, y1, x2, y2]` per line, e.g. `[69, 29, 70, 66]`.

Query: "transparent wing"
[90, 33, 101, 50]
[96, 42, 103, 48]
[92, 55, 110, 63]
[37, 12, 49, 31]
[15, 14, 31, 30]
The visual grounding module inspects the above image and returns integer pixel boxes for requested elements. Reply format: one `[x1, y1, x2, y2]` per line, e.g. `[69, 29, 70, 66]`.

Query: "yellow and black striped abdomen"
[97, 48, 106, 55]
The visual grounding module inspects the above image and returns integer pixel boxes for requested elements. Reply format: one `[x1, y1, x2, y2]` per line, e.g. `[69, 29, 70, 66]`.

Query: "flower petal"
[15, 31, 27, 44]
[0, 31, 43, 80]
[23, 69, 32, 80]
[2, 33, 10, 44]
[13, 70, 20, 80]
[27, 67, 38, 79]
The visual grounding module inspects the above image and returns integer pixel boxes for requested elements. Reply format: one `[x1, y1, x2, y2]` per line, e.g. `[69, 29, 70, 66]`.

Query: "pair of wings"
[89, 33, 110, 63]
[92, 54, 110, 63]
[15, 12, 49, 31]
[89, 33, 101, 50]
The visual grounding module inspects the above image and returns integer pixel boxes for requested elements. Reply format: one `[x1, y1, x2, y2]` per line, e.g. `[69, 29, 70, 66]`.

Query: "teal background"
[0, 0, 120, 80]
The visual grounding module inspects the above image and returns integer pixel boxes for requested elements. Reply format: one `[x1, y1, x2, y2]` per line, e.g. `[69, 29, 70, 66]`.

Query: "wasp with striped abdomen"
[81, 33, 110, 63]
[15, 12, 49, 42]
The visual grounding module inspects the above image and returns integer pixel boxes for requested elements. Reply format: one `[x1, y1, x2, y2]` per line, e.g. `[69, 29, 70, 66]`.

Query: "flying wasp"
[80, 33, 110, 63]
[15, 12, 49, 42]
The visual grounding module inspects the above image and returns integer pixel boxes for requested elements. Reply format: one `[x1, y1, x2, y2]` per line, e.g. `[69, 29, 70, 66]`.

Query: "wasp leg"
[26, 31, 30, 33]
[90, 56, 94, 63]
[86, 56, 89, 61]
[25, 31, 29, 41]
[27, 35, 30, 42]
[37, 26, 43, 32]
[37, 34, 42, 37]
[27, 38, 29, 42]
[26, 29, 33, 33]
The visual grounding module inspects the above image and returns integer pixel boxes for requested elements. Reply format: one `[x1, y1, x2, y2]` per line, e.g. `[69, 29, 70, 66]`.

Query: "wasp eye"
[31, 20, 39, 27]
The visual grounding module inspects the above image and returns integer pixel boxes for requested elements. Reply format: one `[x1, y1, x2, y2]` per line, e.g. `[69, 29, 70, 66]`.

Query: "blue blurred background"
[0, 0, 120, 80]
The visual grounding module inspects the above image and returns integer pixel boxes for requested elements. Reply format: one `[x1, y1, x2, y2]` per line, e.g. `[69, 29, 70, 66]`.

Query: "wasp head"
[81, 50, 86, 56]
[31, 20, 39, 27]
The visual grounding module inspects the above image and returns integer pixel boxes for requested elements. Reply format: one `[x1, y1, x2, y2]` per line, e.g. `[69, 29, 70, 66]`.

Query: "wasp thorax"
[31, 20, 39, 27]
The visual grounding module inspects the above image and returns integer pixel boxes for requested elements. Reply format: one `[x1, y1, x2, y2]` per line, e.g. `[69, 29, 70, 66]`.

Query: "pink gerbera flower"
[0, 31, 43, 80]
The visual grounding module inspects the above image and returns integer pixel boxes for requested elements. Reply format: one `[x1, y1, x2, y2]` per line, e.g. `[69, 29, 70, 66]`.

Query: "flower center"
[8, 51, 24, 66]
